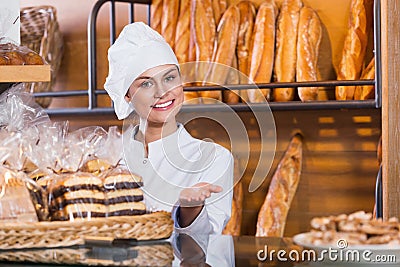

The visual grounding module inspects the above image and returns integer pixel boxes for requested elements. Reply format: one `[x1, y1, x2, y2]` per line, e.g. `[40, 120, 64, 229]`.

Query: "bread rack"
[28, 0, 382, 117]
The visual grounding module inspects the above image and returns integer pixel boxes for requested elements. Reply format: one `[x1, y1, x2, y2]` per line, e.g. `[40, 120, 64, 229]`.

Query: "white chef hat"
[104, 22, 179, 120]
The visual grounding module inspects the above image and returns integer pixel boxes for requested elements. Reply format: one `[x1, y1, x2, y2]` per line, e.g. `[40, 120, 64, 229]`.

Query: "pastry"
[296, 6, 322, 101]
[273, 0, 303, 102]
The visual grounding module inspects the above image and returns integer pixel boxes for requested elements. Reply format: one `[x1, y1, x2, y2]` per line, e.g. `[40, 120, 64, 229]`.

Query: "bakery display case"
[4, 0, 395, 246]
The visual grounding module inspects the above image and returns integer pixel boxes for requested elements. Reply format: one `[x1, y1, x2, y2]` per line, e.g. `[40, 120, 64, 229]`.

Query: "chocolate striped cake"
[49, 174, 106, 221]
[104, 172, 146, 216]
[48, 170, 146, 221]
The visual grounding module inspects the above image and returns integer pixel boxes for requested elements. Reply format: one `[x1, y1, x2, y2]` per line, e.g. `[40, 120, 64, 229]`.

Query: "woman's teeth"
[154, 100, 173, 108]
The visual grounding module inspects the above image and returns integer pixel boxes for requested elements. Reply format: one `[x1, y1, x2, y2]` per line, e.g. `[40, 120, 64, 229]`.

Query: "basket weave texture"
[20, 6, 63, 108]
[0, 212, 173, 250]
[0, 244, 174, 266]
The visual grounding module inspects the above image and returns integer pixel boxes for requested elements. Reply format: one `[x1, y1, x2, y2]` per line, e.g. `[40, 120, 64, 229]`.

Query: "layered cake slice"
[49, 173, 107, 221]
[103, 170, 146, 216]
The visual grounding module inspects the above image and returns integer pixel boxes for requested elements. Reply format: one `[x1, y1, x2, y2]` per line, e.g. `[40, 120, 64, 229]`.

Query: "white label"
[0, 0, 20, 45]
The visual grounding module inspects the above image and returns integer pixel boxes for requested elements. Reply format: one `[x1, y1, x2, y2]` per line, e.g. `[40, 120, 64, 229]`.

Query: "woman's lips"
[151, 99, 175, 110]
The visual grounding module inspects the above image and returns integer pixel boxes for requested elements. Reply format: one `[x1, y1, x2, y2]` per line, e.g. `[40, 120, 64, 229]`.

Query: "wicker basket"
[0, 244, 174, 266]
[20, 6, 64, 108]
[0, 212, 173, 250]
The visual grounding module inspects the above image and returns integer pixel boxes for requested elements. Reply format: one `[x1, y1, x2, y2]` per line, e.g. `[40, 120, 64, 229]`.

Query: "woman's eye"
[140, 80, 152, 88]
[165, 75, 175, 82]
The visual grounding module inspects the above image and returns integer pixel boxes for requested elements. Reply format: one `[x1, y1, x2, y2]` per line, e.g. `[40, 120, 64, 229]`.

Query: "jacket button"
[143, 159, 147, 164]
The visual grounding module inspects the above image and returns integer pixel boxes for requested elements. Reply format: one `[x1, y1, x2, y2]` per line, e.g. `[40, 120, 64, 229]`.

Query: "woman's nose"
[154, 82, 167, 98]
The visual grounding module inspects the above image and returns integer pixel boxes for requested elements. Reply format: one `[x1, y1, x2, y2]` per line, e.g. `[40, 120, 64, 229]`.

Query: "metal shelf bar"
[33, 79, 375, 98]
[45, 100, 377, 117]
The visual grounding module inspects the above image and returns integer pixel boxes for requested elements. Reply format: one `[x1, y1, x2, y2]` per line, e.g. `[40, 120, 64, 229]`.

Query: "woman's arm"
[178, 183, 222, 227]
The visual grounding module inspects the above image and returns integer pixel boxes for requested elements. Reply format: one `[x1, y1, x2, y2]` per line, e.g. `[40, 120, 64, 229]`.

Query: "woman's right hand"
[179, 182, 222, 207]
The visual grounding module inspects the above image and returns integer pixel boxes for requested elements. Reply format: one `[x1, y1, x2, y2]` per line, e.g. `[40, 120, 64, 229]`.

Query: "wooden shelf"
[0, 65, 51, 82]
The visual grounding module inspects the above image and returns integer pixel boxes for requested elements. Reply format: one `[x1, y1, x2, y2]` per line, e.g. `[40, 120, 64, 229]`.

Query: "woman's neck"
[136, 118, 178, 145]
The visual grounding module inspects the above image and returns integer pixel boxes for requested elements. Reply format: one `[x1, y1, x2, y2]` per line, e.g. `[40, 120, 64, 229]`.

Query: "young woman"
[104, 22, 233, 234]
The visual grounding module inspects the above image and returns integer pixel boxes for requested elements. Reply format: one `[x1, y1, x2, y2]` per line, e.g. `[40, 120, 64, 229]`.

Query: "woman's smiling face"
[125, 64, 184, 124]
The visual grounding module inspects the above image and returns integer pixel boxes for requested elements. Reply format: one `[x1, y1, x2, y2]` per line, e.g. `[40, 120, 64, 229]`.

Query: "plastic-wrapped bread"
[256, 134, 303, 237]
[224, 55, 240, 104]
[192, 0, 219, 102]
[161, 0, 179, 50]
[236, 1, 256, 102]
[222, 181, 243, 236]
[335, 0, 374, 100]
[273, 0, 303, 102]
[247, 1, 278, 102]
[296, 6, 322, 101]
[354, 57, 375, 100]
[150, 0, 163, 33]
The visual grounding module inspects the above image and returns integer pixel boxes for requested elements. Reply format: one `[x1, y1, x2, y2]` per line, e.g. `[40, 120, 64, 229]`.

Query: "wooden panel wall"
[381, 0, 400, 219]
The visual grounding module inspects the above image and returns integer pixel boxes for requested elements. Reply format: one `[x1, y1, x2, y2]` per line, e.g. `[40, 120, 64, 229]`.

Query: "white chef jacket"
[122, 123, 233, 234]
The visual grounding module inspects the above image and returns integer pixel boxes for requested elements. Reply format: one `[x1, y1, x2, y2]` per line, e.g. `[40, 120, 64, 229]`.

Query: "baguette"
[212, 0, 222, 24]
[236, 0, 256, 80]
[224, 54, 240, 104]
[335, 0, 374, 100]
[150, 0, 163, 33]
[256, 134, 303, 237]
[237, 1, 256, 103]
[175, 0, 191, 64]
[273, 0, 303, 102]
[354, 57, 375, 100]
[161, 0, 180, 50]
[222, 181, 243, 236]
[296, 6, 322, 102]
[206, 5, 240, 84]
[192, 0, 219, 102]
[247, 1, 278, 102]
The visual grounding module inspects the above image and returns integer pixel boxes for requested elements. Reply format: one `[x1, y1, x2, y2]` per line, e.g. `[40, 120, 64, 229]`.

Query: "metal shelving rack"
[26, 0, 382, 117]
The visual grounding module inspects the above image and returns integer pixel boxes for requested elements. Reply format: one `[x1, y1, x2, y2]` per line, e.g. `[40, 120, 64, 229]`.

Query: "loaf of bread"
[296, 6, 322, 101]
[354, 57, 375, 100]
[175, 0, 191, 64]
[222, 181, 243, 236]
[335, 0, 374, 100]
[212, 0, 222, 24]
[150, 0, 163, 33]
[273, 0, 303, 102]
[247, 1, 278, 102]
[224, 55, 240, 104]
[161, 0, 179, 50]
[192, 0, 220, 103]
[236, 0, 256, 82]
[206, 5, 240, 86]
[0, 175, 39, 223]
[256, 134, 303, 237]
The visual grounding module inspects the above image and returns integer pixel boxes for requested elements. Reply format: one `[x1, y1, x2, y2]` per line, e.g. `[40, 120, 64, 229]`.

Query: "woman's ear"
[125, 94, 131, 103]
